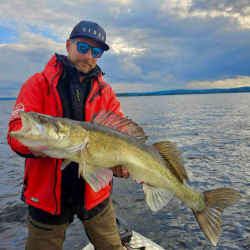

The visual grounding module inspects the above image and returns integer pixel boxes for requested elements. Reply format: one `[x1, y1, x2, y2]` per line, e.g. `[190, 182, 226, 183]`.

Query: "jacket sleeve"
[7, 74, 45, 157]
[106, 87, 124, 118]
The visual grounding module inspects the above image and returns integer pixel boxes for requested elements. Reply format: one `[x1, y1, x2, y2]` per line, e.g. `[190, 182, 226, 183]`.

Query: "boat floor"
[82, 230, 165, 250]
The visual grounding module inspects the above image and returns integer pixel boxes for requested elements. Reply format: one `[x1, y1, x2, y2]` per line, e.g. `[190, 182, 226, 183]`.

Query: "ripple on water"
[1, 94, 250, 249]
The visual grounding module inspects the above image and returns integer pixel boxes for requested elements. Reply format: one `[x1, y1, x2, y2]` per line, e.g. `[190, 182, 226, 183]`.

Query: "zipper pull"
[83, 206, 89, 219]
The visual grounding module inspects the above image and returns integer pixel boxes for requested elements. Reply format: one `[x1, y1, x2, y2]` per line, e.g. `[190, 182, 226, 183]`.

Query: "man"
[7, 21, 128, 250]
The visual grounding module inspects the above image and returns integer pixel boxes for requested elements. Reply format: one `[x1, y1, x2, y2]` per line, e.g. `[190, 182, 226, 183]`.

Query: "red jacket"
[7, 55, 123, 215]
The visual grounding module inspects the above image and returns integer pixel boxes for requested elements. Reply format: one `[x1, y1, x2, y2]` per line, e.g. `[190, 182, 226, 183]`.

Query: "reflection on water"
[0, 93, 250, 249]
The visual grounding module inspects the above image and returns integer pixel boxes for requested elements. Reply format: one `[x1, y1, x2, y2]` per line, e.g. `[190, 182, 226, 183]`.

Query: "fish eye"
[38, 115, 47, 123]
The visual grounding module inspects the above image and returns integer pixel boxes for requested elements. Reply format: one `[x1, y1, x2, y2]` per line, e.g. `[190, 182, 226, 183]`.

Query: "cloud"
[105, 0, 132, 5]
[187, 76, 250, 89]
[110, 36, 145, 55]
[0, 32, 65, 97]
[0, 0, 134, 41]
[158, 0, 250, 29]
[1, 0, 250, 96]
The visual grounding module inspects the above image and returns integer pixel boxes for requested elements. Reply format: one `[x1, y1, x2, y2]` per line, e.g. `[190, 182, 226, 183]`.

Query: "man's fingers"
[111, 165, 129, 178]
[122, 169, 129, 179]
[111, 165, 122, 177]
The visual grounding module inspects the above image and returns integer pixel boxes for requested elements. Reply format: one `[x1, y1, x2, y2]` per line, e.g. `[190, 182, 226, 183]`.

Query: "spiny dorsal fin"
[91, 109, 148, 142]
[153, 141, 189, 182]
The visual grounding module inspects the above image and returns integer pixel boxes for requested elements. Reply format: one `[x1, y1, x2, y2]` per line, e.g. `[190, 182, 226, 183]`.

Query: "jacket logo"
[119, 108, 123, 115]
[10, 103, 25, 121]
[31, 197, 39, 203]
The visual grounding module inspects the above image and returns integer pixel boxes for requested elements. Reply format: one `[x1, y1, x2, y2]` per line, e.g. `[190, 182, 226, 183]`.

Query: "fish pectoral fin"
[153, 141, 189, 182]
[143, 184, 174, 212]
[60, 159, 72, 170]
[53, 138, 89, 161]
[80, 163, 113, 192]
[63, 137, 88, 154]
[43, 148, 71, 159]
[79, 148, 113, 192]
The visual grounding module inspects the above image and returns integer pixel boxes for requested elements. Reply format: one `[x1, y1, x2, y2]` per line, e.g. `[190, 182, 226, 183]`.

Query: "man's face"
[66, 37, 100, 74]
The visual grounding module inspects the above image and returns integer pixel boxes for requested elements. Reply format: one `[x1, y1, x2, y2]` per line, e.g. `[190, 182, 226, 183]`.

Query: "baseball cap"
[70, 21, 109, 51]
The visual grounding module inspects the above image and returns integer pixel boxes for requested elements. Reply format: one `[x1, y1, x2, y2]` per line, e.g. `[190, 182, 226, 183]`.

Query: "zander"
[9, 109, 239, 246]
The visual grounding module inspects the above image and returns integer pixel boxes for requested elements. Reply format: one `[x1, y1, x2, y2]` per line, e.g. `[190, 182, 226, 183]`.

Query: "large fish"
[9, 109, 239, 246]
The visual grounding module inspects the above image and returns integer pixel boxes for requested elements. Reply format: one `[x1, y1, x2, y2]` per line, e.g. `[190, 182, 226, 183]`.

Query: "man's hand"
[28, 147, 48, 158]
[111, 165, 129, 179]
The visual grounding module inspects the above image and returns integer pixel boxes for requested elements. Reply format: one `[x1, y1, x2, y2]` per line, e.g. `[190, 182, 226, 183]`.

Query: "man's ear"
[66, 39, 71, 53]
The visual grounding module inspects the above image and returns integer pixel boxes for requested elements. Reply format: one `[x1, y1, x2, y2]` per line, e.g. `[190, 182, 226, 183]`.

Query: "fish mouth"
[9, 111, 43, 139]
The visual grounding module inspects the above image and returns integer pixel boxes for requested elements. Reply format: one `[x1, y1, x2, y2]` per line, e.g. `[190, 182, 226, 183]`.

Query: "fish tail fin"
[192, 188, 239, 246]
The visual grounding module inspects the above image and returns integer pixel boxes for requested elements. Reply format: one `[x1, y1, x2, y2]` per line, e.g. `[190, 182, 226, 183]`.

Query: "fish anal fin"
[143, 183, 174, 212]
[79, 149, 113, 192]
[153, 141, 189, 182]
[90, 109, 148, 142]
[192, 188, 239, 246]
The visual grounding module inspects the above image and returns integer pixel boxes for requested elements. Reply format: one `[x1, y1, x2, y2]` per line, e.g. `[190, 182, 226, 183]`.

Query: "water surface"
[0, 93, 249, 249]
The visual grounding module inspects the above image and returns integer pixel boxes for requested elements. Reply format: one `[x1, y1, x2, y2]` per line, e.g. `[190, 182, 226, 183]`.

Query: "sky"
[0, 0, 250, 97]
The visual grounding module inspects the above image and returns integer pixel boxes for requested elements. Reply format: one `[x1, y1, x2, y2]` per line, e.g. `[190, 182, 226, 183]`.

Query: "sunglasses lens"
[92, 48, 103, 58]
[75, 41, 103, 58]
[78, 43, 90, 54]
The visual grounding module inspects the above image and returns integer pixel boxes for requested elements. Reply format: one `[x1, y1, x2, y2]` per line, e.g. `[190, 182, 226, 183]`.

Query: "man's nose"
[84, 49, 93, 59]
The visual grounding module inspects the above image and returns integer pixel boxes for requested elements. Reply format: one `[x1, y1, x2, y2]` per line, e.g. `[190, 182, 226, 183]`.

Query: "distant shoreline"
[1, 86, 250, 100]
[116, 86, 250, 97]
[0, 97, 17, 100]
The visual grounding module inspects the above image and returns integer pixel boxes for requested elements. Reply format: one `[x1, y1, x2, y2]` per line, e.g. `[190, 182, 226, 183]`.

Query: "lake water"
[0, 93, 250, 250]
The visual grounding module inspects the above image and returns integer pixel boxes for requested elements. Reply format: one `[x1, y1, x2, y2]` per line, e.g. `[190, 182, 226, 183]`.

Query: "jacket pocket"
[89, 84, 108, 103]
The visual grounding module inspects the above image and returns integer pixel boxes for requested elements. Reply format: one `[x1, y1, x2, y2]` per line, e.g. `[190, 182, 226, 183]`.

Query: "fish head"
[9, 111, 89, 148]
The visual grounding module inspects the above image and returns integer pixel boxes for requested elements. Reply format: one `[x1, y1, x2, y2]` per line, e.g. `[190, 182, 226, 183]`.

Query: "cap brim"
[70, 34, 109, 51]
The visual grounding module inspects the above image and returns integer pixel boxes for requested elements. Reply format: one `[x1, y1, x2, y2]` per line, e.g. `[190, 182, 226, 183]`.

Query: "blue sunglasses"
[70, 39, 103, 58]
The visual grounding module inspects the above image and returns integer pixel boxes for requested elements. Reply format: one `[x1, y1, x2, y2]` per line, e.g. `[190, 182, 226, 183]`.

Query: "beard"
[68, 56, 95, 75]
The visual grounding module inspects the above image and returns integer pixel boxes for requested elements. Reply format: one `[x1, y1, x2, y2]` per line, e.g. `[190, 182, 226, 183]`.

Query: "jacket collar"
[55, 53, 102, 81]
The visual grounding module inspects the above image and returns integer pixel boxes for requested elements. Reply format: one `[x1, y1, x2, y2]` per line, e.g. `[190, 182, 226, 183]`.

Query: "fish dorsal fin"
[91, 109, 148, 142]
[153, 141, 189, 182]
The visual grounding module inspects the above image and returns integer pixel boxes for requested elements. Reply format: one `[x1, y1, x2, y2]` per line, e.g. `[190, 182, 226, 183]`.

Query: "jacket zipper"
[83, 205, 89, 219]
[50, 63, 62, 214]
[83, 79, 93, 120]
[80, 79, 93, 215]
[53, 159, 58, 214]
[69, 164, 77, 202]
[77, 89, 80, 102]
[50, 63, 62, 116]
[81, 79, 107, 218]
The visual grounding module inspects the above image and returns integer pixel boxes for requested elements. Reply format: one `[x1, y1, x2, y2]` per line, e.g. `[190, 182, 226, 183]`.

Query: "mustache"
[78, 59, 93, 66]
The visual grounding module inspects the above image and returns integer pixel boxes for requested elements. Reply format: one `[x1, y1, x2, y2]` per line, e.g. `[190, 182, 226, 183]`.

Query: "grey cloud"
[1, 0, 250, 95]
[190, 0, 250, 16]
[0, 33, 66, 97]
